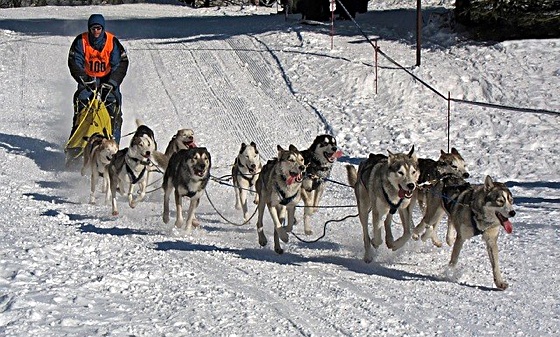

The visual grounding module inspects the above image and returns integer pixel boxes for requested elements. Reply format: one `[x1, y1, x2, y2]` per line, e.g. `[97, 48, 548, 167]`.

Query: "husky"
[107, 120, 157, 215]
[232, 142, 262, 222]
[80, 132, 119, 204]
[255, 144, 306, 254]
[440, 175, 515, 290]
[300, 135, 342, 235]
[346, 147, 419, 262]
[152, 128, 196, 171]
[162, 147, 211, 233]
[412, 148, 470, 247]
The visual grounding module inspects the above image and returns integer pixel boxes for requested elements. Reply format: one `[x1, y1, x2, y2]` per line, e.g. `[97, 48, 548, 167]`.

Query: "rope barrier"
[332, 0, 560, 117]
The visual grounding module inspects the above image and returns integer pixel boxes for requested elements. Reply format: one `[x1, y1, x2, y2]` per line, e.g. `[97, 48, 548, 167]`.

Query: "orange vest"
[82, 32, 114, 78]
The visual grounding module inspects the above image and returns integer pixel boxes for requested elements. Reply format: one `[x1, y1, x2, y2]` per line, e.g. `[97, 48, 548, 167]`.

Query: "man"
[68, 14, 129, 145]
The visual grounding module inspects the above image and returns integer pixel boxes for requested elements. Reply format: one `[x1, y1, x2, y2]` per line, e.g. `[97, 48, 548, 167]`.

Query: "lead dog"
[81, 132, 119, 204]
[107, 120, 157, 215]
[346, 147, 419, 262]
[162, 147, 211, 233]
[412, 148, 470, 246]
[300, 135, 342, 235]
[232, 142, 262, 222]
[440, 175, 515, 290]
[255, 144, 306, 254]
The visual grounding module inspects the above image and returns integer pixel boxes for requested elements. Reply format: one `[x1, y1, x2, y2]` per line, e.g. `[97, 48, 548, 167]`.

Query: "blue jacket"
[68, 28, 128, 89]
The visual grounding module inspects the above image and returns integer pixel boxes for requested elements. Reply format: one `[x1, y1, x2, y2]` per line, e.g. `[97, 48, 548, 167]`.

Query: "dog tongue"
[503, 219, 513, 234]
[497, 213, 513, 234]
[286, 174, 301, 185]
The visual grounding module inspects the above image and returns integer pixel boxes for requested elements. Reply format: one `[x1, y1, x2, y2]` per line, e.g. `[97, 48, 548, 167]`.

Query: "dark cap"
[88, 14, 105, 29]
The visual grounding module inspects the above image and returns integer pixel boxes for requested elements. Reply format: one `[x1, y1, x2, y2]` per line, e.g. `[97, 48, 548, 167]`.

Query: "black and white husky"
[300, 135, 342, 235]
[255, 144, 306, 254]
[107, 120, 157, 215]
[232, 142, 262, 222]
[162, 147, 211, 233]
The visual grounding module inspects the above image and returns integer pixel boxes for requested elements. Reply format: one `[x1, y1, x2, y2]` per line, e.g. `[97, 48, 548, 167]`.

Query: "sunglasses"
[90, 25, 102, 32]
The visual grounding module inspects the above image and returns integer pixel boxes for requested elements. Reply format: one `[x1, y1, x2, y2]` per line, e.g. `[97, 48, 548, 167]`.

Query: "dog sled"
[64, 83, 115, 168]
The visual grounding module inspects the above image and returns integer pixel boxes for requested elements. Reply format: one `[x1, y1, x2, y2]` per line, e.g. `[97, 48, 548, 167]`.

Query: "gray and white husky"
[346, 147, 420, 262]
[300, 134, 342, 235]
[81, 132, 119, 205]
[255, 144, 306, 254]
[152, 128, 196, 171]
[232, 142, 262, 222]
[412, 147, 470, 247]
[162, 147, 212, 233]
[107, 120, 157, 215]
[440, 174, 515, 290]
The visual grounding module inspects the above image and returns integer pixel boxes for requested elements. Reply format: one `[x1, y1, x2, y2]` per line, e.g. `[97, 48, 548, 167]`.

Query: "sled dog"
[232, 142, 262, 221]
[152, 128, 196, 171]
[162, 147, 211, 232]
[346, 147, 419, 262]
[440, 175, 515, 290]
[107, 120, 157, 215]
[255, 144, 306, 254]
[300, 135, 342, 235]
[81, 132, 119, 204]
[412, 148, 470, 247]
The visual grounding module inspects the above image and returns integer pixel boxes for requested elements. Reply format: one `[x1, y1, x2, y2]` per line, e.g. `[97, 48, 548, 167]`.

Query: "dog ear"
[484, 175, 495, 190]
[407, 145, 415, 158]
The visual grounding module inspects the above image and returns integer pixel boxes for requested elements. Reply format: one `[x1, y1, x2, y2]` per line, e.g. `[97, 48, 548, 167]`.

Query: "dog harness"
[382, 187, 404, 215]
[82, 32, 115, 78]
[234, 159, 257, 187]
[304, 156, 331, 191]
[126, 157, 148, 184]
[275, 181, 299, 206]
[470, 215, 484, 236]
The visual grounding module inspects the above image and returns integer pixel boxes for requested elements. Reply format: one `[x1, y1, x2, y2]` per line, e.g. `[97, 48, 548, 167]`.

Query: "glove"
[80, 76, 97, 91]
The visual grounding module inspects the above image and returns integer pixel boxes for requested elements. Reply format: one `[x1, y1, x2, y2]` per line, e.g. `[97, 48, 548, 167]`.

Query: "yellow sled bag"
[65, 95, 113, 159]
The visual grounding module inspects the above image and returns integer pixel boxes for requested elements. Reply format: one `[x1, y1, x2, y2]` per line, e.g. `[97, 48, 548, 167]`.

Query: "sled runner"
[64, 83, 115, 168]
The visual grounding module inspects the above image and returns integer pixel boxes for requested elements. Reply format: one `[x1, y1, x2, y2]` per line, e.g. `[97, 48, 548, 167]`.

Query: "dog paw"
[495, 280, 509, 290]
[277, 227, 289, 243]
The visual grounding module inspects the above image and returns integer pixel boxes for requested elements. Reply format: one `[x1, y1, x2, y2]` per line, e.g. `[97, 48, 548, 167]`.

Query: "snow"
[1, 2, 559, 336]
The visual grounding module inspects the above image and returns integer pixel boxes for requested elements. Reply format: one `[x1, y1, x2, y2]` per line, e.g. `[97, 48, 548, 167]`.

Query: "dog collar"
[382, 187, 403, 215]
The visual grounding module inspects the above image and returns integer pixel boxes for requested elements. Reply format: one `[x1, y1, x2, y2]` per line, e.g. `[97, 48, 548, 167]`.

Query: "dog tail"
[346, 164, 357, 188]
[151, 150, 169, 171]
